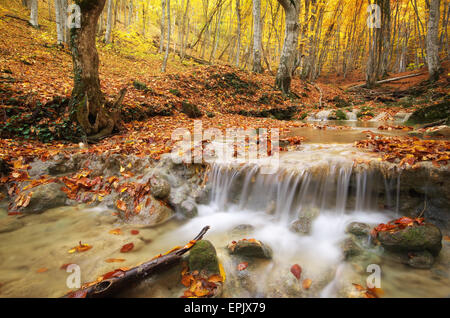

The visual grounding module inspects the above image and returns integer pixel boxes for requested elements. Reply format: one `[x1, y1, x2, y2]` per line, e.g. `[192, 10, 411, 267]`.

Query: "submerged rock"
[188, 240, 220, 274]
[179, 200, 198, 218]
[230, 224, 255, 236]
[377, 223, 442, 256]
[290, 217, 312, 235]
[228, 239, 273, 259]
[18, 182, 67, 213]
[341, 236, 364, 259]
[407, 250, 434, 269]
[346, 222, 370, 237]
[0, 217, 24, 233]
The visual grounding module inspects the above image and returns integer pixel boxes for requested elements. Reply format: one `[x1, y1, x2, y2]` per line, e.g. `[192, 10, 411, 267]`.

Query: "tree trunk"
[162, 0, 171, 72]
[426, 0, 441, 82]
[55, 0, 64, 45]
[252, 0, 263, 73]
[29, 0, 38, 28]
[105, 0, 113, 43]
[235, 0, 241, 67]
[160, 0, 166, 53]
[70, 0, 125, 141]
[275, 0, 300, 94]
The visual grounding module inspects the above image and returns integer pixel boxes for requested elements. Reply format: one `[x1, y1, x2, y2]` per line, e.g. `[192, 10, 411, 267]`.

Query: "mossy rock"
[407, 102, 450, 125]
[228, 239, 273, 259]
[188, 240, 220, 274]
[377, 223, 442, 256]
[181, 101, 203, 118]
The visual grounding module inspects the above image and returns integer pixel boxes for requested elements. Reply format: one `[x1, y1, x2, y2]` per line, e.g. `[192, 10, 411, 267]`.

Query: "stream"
[0, 122, 449, 298]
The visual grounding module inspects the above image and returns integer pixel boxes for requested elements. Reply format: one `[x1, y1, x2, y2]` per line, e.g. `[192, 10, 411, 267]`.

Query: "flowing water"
[0, 125, 449, 298]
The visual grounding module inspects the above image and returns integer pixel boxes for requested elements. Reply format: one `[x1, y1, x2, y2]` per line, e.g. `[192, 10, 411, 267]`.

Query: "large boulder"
[407, 251, 434, 269]
[341, 236, 364, 259]
[377, 223, 442, 256]
[188, 240, 220, 274]
[346, 222, 371, 237]
[17, 182, 67, 213]
[228, 239, 273, 259]
[179, 200, 198, 218]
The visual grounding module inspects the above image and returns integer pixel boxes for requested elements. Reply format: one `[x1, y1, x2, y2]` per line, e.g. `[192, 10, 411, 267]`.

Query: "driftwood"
[63, 226, 210, 298]
[347, 73, 423, 90]
[421, 118, 447, 128]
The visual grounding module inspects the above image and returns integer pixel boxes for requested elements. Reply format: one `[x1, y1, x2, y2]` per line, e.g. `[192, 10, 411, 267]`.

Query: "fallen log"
[63, 226, 210, 298]
[347, 73, 423, 90]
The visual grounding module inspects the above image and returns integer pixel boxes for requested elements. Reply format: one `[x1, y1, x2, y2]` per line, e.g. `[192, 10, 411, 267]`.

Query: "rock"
[127, 195, 174, 226]
[149, 177, 170, 199]
[265, 201, 276, 215]
[290, 217, 312, 235]
[0, 217, 24, 233]
[18, 182, 67, 213]
[407, 250, 434, 269]
[188, 240, 220, 274]
[179, 200, 198, 218]
[426, 126, 450, 138]
[377, 223, 442, 256]
[191, 186, 210, 204]
[290, 207, 319, 235]
[228, 239, 273, 259]
[230, 224, 254, 236]
[346, 222, 370, 237]
[181, 101, 203, 118]
[341, 236, 363, 259]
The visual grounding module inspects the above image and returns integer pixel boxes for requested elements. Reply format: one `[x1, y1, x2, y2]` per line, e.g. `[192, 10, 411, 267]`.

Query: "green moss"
[188, 240, 220, 274]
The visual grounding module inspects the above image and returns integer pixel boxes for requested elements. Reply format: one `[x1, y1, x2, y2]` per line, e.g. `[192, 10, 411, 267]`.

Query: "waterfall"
[207, 159, 394, 225]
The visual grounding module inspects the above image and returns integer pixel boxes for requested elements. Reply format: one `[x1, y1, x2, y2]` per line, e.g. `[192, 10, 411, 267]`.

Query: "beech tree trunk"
[29, 0, 38, 28]
[426, 0, 441, 82]
[105, 0, 113, 43]
[55, 0, 64, 45]
[252, 0, 263, 73]
[161, 0, 171, 72]
[160, 0, 166, 53]
[235, 0, 241, 67]
[275, 0, 300, 94]
[70, 0, 125, 141]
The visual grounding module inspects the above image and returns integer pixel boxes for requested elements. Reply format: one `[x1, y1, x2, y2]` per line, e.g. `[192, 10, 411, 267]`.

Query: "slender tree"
[275, 0, 300, 94]
[29, 0, 38, 28]
[105, 0, 113, 43]
[162, 0, 171, 72]
[252, 0, 263, 73]
[426, 0, 441, 81]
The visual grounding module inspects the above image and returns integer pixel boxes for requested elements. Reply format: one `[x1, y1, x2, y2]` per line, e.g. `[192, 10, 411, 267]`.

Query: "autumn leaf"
[120, 243, 134, 253]
[68, 241, 92, 253]
[109, 228, 122, 235]
[130, 230, 139, 235]
[36, 268, 48, 273]
[302, 278, 312, 289]
[290, 264, 302, 280]
[116, 199, 127, 212]
[237, 262, 248, 271]
[105, 258, 126, 263]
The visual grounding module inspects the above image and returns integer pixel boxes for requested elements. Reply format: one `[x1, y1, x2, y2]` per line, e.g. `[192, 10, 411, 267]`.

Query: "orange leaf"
[109, 228, 122, 235]
[290, 264, 302, 280]
[130, 230, 139, 235]
[237, 262, 248, 271]
[116, 199, 127, 212]
[105, 258, 126, 263]
[120, 243, 134, 253]
[302, 278, 312, 289]
[36, 268, 48, 273]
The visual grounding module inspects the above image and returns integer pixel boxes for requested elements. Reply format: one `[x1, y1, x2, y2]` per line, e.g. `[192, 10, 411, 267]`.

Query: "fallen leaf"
[109, 228, 122, 235]
[68, 241, 93, 253]
[302, 278, 312, 289]
[120, 243, 134, 253]
[130, 230, 139, 235]
[237, 262, 248, 271]
[36, 268, 48, 273]
[290, 264, 302, 280]
[105, 258, 126, 263]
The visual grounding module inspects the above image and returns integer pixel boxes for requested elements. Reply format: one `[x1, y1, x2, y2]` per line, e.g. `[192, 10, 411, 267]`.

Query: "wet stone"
[228, 239, 273, 259]
[346, 222, 371, 237]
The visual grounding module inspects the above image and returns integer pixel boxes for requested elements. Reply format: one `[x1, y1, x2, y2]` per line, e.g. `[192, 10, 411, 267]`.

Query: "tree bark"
[252, 0, 263, 73]
[235, 0, 241, 67]
[105, 0, 113, 43]
[426, 0, 441, 82]
[29, 0, 38, 28]
[70, 0, 125, 141]
[275, 0, 300, 94]
[160, 0, 166, 53]
[162, 0, 171, 72]
[55, 0, 64, 45]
